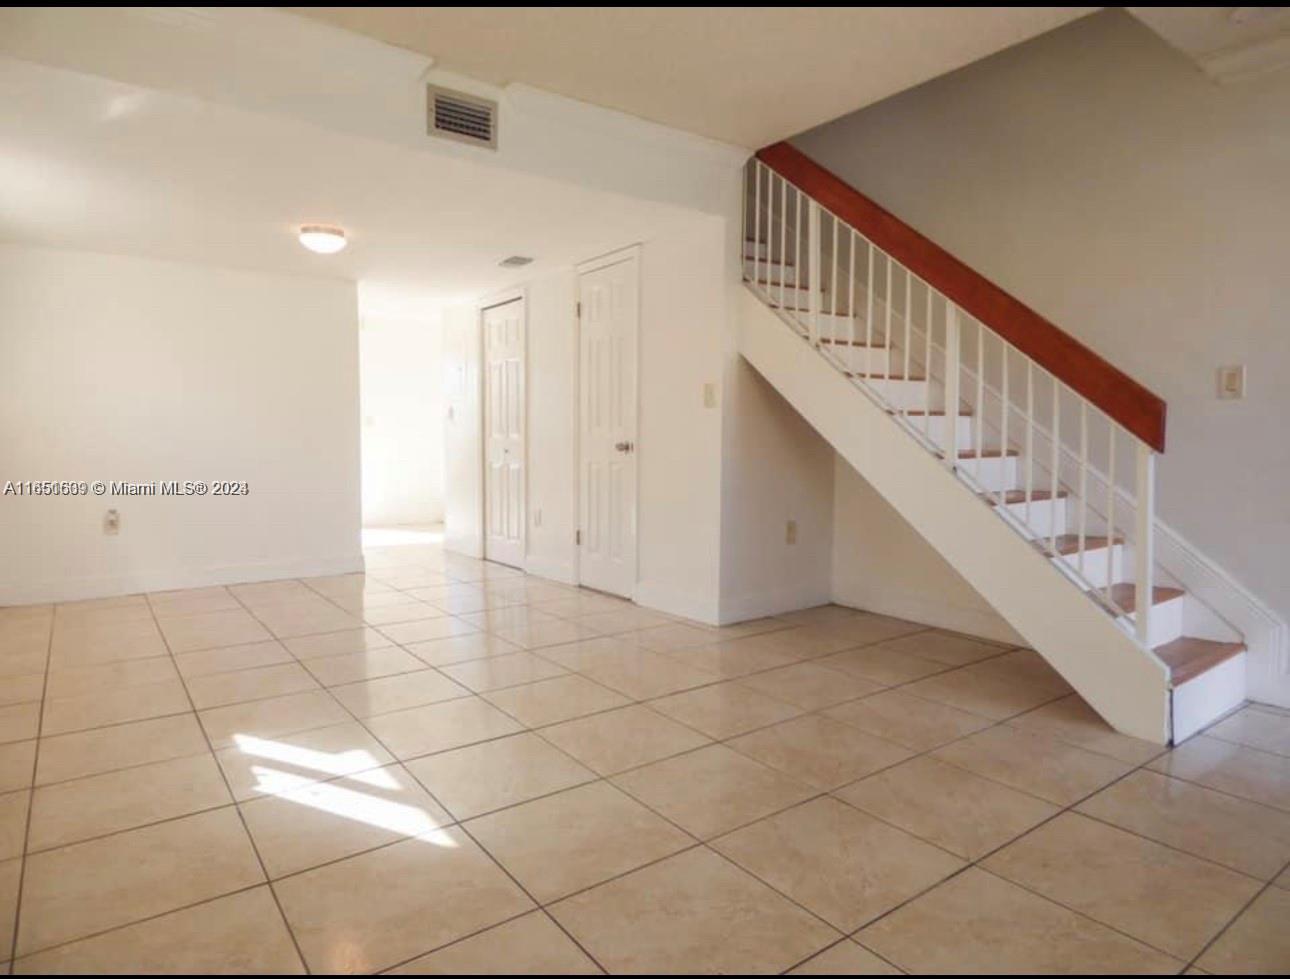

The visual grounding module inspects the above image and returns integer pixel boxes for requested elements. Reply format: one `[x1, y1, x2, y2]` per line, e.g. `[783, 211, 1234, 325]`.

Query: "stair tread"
[1094, 582, 1186, 614]
[1048, 534, 1123, 556]
[955, 448, 1019, 459]
[818, 337, 889, 348]
[988, 489, 1068, 504]
[1154, 636, 1246, 686]
[847, 371, 927, 381]
[903, 409, 973, 417]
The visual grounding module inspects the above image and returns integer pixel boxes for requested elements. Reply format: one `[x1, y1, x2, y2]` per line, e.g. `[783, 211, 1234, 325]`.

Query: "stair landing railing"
[744, 144, 1168, 649]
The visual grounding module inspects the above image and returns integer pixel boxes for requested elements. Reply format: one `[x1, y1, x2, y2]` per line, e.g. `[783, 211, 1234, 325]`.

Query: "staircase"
[740, 143, 1246, 743]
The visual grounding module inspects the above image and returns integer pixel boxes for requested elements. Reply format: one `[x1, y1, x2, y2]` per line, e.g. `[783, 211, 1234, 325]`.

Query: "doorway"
[482, 297, 525, 568]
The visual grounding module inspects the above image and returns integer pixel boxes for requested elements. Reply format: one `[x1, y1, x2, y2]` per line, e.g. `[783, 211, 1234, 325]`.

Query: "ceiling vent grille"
[499, 256, 533, 268]
[427, 85, 497, 149]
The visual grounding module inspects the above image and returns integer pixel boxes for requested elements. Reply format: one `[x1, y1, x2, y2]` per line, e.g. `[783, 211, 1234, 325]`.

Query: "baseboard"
[831, 584, 1025, 646]
[634, 579, 721, 626]
[718, 581, 833, 626]
[0, 552, 367, 606]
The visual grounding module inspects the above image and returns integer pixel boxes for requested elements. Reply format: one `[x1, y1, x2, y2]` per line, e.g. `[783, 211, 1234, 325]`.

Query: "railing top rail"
[754, 143, 1167, 453]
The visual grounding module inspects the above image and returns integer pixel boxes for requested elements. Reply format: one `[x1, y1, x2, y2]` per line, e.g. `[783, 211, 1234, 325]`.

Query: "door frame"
[478, 286, 528, 570]
[574, 244, 642, 598]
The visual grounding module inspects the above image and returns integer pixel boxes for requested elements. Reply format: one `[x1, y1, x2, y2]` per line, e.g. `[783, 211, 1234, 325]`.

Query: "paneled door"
[577, 255, 638, 597]
[482, 298, 525, 568]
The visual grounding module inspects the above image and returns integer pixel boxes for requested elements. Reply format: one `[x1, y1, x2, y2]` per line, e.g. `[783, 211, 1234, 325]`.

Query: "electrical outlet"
[1217, 365, 1245, 400]
[104, 509, 120, 535]
[785, 519, 798, 545]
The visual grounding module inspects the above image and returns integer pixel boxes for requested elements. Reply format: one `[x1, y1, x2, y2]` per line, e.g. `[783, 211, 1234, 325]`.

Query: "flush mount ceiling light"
[298, 225, 347, 254]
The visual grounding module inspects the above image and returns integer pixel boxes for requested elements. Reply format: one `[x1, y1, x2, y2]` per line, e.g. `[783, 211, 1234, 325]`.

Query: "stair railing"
[744, 150, 1166, 648]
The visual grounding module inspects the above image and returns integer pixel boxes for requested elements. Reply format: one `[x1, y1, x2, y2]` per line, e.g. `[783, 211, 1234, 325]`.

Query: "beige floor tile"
[439, 650, 568, 692]
[877, 630, 1008, 666]
[0, 741, 36, 793]
[533, 593, 630, 618]
[729, 713, 913, 790]
[1009, 693, 1166, 764]
[0, 855, 17, 954]
[174, 639, 293, 678]
[858, 867, 1180, 973]
[252, 600, 365, 639]
[41, 679, 191, 736]
[815, 645, 949, 685]
[363, 696, 522, 760]
[739, 661, 885, 710]
[902, 666, 1061, 720]
[215, 720, 396, 801]
[542, 641, 719, 699]
[576, 607, 675, 635]
[16, 807, 263, 955]
[466, 781, 693, 902]
[712, 625, 860, 662]
[613, 744, 814, 839]
[378, 616, 478, 645]
[648, 680, 804, 739]
[825, 688, 993, 751]
[461, 606, 562, 634]
[402, 632, 520, 667]
[47, 631, 170, 670]
[984, 812, 1261, 960]
[836, 755, 1058, 859]
[28, 752, 230, 851]
[360, 601, 446, 626]
[934, 724, 1133, 805]
[1196, 885, 1290, 974]
[809, 612, 927, 646]
[12, 885, 304, 974]
[482, 673, 631, 728]
[406, 732, 594, 820]
[1078, 769, 1290, 880]
[198, 689, 349, 749]
[147, 585, 242, 618]
[35, 713, 208, 786]
[1207, 705, 1290, 758]
[273, 827, 533, 974]
[603, 621, 718, 654]
[302, 647, 427, 687]
[0, 702, 40, 744]
[1277, 864, 1290, 889]
[388, 910, 599, 975]
[158, 608, 272, 652]
[550, 846, 838, 974]
[229, 579, 315, 606]
[44, 655, 177, 700]
[241, 762, 452, 878]
[186, 661, 320, 709]
[774, 604, 863, 628]
[713, 796, 963, 931]
[283, 627, 393, 660]
[789, 939, 900, 975]
[0, 790, 29, 860]
[1150, 735, 1290, 811]
[330, 669, 468, 718]
[0, 673, 44, 708]
[661, 640, 799, 679]
[538, 705, 710, 776]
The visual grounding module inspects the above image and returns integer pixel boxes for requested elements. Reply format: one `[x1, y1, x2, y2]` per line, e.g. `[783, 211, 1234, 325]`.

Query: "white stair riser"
[997, 497, 1067, 539]
[743, 240, 773, 261]
[826, 344, 896, 375]
[1172, 652, 1246, 742]
[902, 413, 974, 447]
[1122, 594, 1186, 648]
[957, 455, 1019, 493]
[744, 258, 800, 284]
[786, 310, 866, 340]
[758, 283, 818, 307]
[1052, 544, 1126, 589]
[856, 376, 942, 412]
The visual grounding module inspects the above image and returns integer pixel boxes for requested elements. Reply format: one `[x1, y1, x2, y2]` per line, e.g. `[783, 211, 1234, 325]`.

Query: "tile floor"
[0, 526, 1287, 973]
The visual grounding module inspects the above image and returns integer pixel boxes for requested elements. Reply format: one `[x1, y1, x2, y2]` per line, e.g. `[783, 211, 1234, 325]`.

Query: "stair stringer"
[739, 288, 1171, 742]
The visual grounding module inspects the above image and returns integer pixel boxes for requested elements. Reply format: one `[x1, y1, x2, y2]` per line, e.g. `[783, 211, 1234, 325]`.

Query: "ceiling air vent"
[427, 85, 497, 149]
[499, 256, 533, 268]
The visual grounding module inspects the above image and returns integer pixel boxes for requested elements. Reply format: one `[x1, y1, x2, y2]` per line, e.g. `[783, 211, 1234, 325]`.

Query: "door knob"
[614, 441, 634, 453]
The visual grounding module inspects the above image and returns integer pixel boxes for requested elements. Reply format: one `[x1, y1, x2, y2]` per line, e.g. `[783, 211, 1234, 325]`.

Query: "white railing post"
[807, 200, 821, 345]
[1135, 443, 1155, 646]
[943, 303, 961, 468]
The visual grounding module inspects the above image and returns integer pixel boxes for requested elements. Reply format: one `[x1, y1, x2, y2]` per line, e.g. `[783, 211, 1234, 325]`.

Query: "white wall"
[442, 305, 483, 558]
[0, 243, 362, 603]
[359, 314, 445, 526]
[794, 10, 1290, 662]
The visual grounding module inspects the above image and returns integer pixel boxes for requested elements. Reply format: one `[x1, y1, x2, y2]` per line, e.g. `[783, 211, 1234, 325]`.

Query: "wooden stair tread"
[847, 371, 927, 381]
[954, 448, 1019, 459]
[818, 337, 888, 348]
[903, 409, 973, 417]
[1154, 637, 1246, 686]
[1094, 582, 1185, 614]
[988, 489, 1068, 504]
[1048, 534, 1123, 556]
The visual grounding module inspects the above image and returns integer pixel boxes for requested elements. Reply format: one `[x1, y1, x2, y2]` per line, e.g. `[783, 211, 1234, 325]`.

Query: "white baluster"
[807, 200, 820, 345]
[944, 304, 961, 467]
[1135, 443, 1155, 646]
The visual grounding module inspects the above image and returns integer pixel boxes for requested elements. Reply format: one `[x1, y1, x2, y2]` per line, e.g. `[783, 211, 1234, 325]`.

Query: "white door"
[578, 255, 638, 597]
[483, 299, 525, 568]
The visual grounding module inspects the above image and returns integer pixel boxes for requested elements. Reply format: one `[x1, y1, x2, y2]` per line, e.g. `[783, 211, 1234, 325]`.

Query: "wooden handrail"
[755, 142, 1167, 453]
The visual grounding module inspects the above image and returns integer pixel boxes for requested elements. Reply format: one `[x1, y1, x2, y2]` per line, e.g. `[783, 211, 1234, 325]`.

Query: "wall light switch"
[104, 509, 120, 535]
[785, 519, 798, 545]
[703, 382, 717, 409]
[1217, 365, 1245, 400]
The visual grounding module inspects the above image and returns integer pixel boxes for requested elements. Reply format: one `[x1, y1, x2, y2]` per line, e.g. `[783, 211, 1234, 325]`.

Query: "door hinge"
[575, 529, 582, 546]
[575, 300, 581, 318]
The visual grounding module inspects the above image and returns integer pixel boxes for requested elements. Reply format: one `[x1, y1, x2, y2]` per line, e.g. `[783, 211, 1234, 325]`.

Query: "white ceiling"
[0, 56, 704, 319]
[1129, 7, 1290, 82]
[290, 7, 1095, 146]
